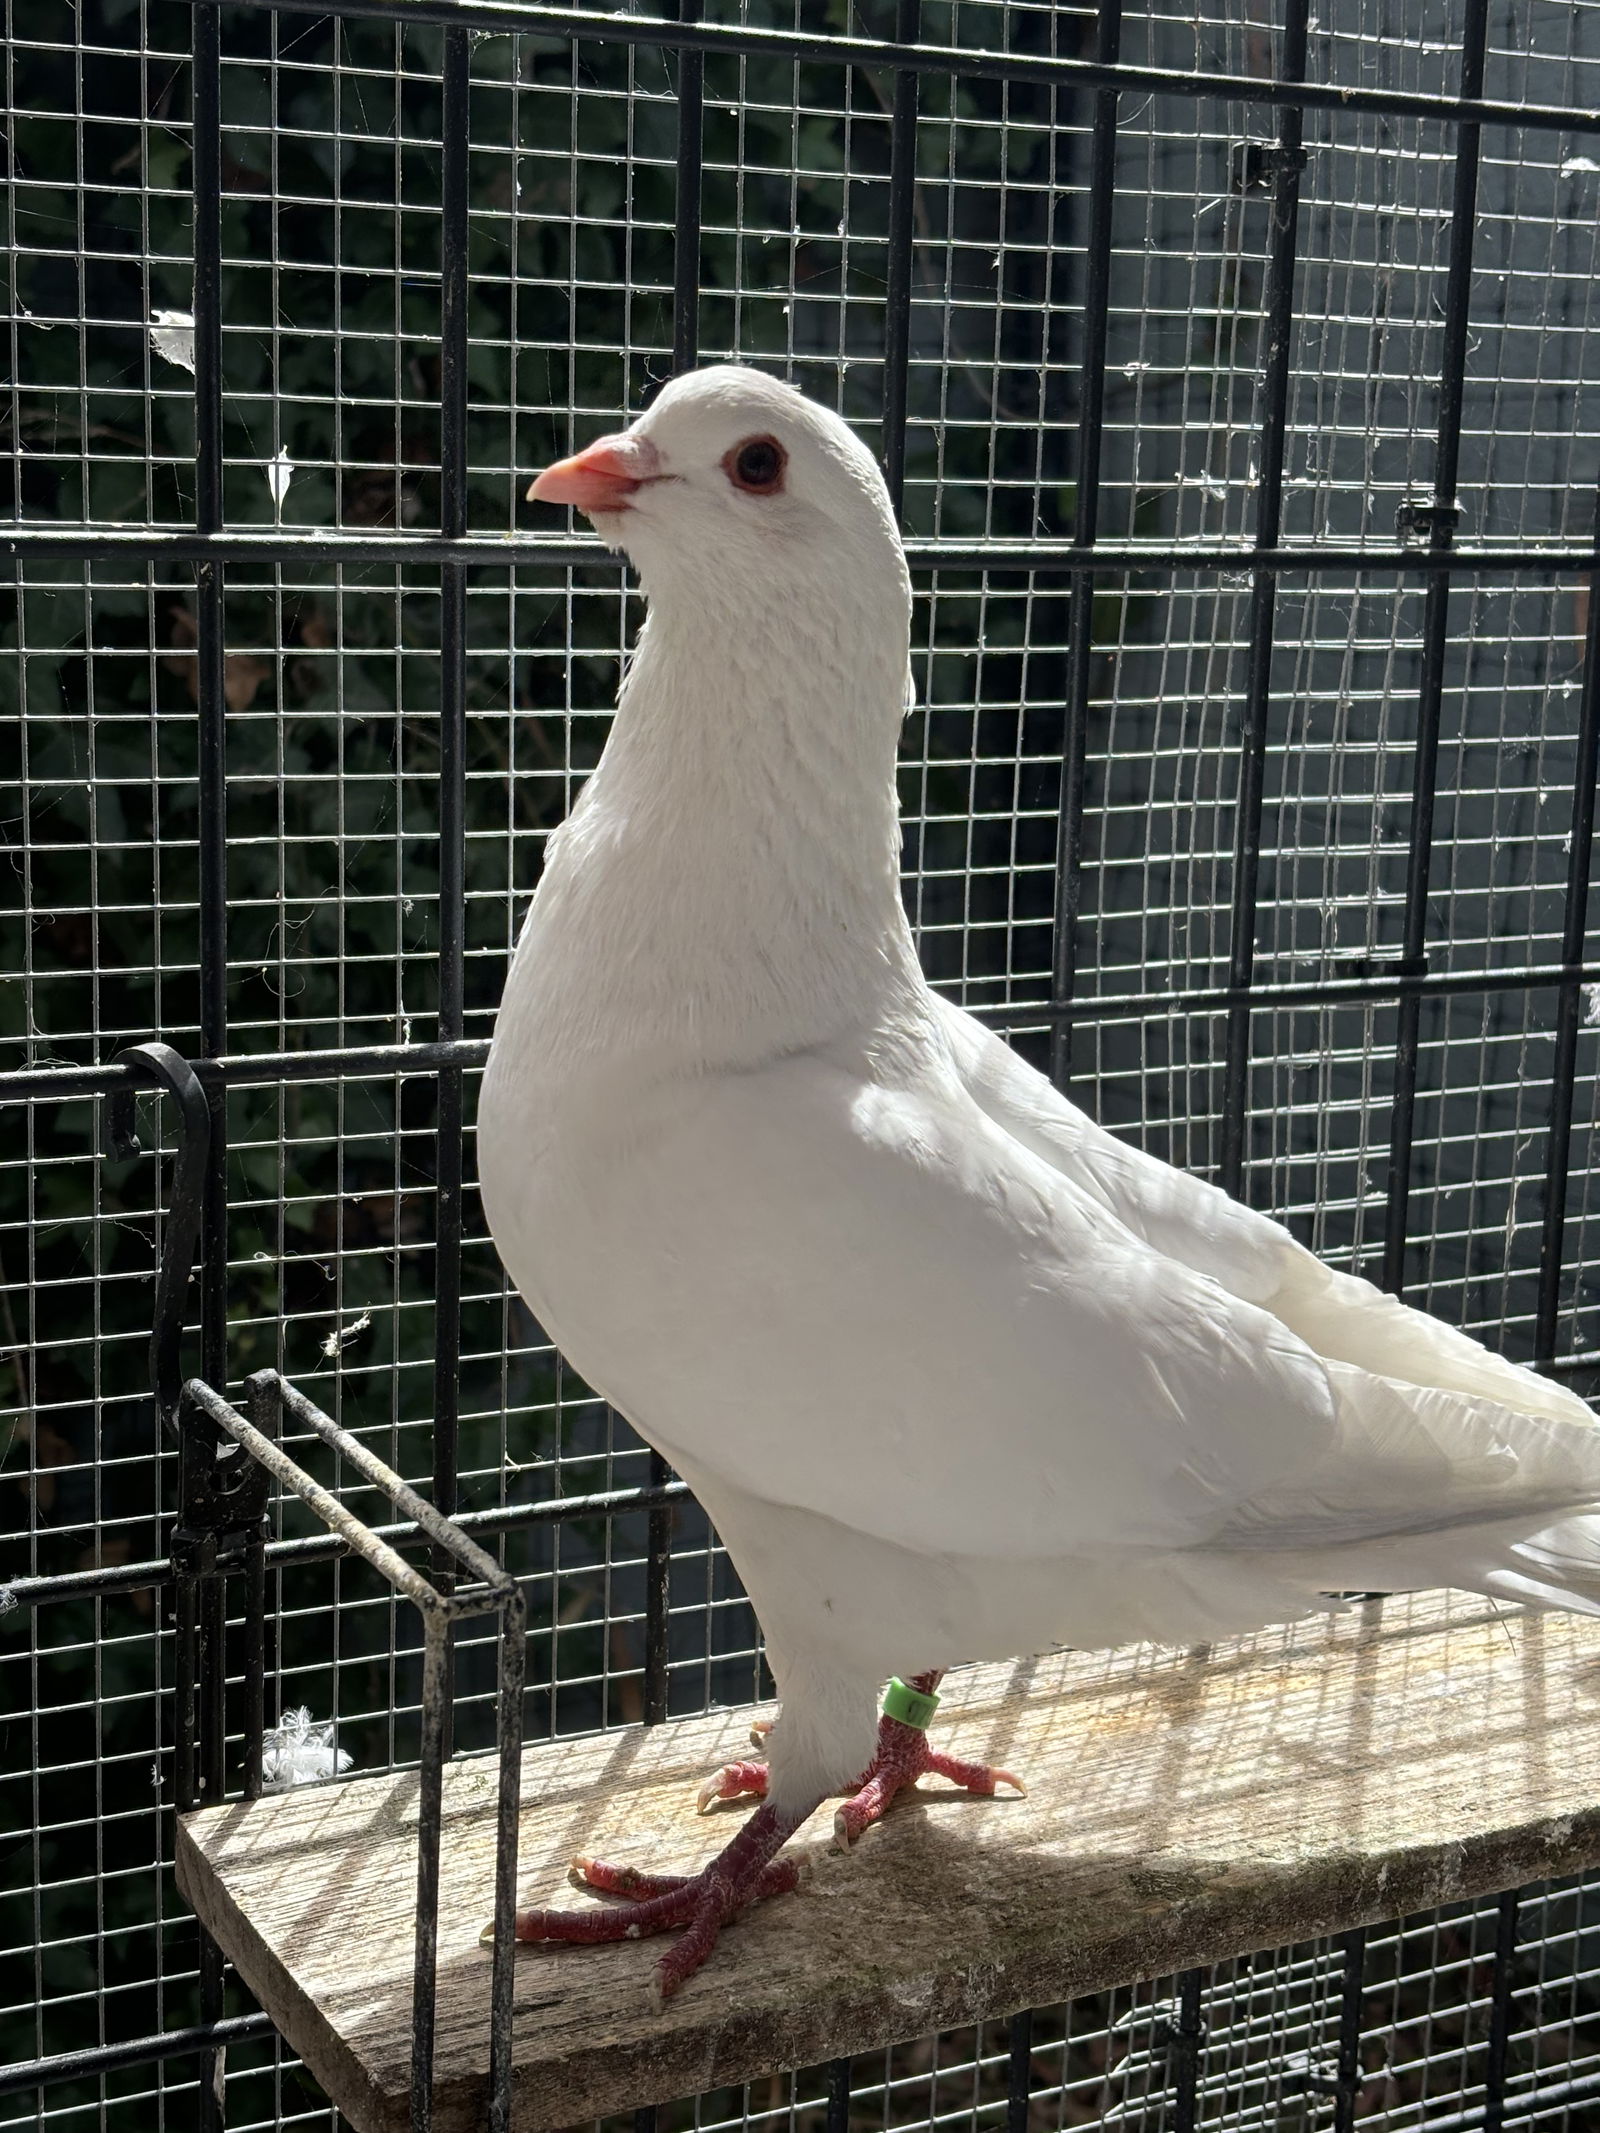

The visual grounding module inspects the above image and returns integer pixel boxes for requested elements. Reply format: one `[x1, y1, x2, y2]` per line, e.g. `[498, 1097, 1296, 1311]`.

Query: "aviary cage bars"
[5, 0, 1600, 2126]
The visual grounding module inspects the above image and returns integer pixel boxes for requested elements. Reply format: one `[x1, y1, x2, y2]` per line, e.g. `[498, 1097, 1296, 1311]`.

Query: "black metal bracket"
[1153, 2006, 1209, 2060]
[1330, 951, 1430, 982]
[105, 1041, 269, 1532]
[1232, 138, 1308, 191]
[106, 1041, 271, 1817]
[1396, 496, 1463, 544]
[106, 1042, 213, 1444]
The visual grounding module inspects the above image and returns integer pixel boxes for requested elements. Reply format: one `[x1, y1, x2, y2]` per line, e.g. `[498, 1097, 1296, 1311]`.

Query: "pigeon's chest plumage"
[477, 711, 925, 1384]
[477, 883, 898, 1434]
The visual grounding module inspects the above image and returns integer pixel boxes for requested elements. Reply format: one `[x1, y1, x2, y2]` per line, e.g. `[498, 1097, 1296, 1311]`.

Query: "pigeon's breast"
[477, 1019, 675, 1359]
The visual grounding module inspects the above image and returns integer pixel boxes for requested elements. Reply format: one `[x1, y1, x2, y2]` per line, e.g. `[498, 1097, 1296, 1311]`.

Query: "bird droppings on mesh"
[320, 1310, 372, 1360]
[266, 448, 295, 510]
[261, 1709, 353, 1791]
[148, 308, 195, 372]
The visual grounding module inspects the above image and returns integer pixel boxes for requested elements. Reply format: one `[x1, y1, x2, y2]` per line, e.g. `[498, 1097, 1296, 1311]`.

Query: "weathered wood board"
[178, 1590, 1600, 2133]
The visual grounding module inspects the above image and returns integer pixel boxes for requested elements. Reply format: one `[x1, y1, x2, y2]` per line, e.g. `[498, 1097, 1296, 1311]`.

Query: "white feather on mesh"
[261, 1708, 352, 1792]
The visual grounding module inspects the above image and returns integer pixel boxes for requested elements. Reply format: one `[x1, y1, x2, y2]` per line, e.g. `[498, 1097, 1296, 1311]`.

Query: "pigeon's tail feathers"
[1226, 1357, 1600, 1565]
[1217, 1356, 1600, 1620]
[1248, 1510, 1600, 1623]
[1478, 1516, 1600, 1614]
[1092, 1360, 1600, 1646]
[1265, 1250, 1591, 1430]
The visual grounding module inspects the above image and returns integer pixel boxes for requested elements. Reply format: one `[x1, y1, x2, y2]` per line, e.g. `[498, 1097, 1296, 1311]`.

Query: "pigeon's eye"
[725, 436, 786, 495]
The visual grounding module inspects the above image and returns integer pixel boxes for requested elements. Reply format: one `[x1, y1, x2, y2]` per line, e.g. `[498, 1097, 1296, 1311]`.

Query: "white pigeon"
[479, 363, 1600, 1995]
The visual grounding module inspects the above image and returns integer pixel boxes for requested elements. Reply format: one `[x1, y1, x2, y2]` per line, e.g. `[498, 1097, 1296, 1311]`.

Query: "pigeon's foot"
[693, 1679, 1024, 1844]
[833, 1729, 1026, 1846]
[833, 1672, 1025, 1849]
[494, 1801, 807, 2000]
[697, 1756, 770, 1812]
[695, 1715, 776, 1813]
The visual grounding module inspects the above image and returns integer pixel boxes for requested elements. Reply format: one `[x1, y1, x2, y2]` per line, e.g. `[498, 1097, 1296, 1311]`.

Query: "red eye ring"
[724, 435, 787, 495]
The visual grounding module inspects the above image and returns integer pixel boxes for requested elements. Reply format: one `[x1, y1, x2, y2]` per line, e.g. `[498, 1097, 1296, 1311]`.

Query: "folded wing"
[557, 1027, 1600, 1640]
[573, 1047, 1340, 1562]
[937, 996, 1594, 1433]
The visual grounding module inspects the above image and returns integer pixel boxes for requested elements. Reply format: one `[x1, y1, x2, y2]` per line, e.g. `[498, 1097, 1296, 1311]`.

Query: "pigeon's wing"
[933, 995, 1591, 1431]
[553, 1045, 1341, 1564]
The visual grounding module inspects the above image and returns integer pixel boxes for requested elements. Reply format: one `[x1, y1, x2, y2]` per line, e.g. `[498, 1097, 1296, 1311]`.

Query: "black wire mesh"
[5, 0, 1600, 2127]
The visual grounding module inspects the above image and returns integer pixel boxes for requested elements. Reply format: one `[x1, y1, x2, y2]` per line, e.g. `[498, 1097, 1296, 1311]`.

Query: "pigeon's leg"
[696, 1673, 1025, 1841]
[831, 1670, 1025, 1846]
[496, 1800, 812, 2001]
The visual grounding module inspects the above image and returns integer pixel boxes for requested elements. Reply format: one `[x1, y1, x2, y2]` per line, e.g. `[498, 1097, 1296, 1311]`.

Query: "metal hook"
[105, 1043, 212, 1441]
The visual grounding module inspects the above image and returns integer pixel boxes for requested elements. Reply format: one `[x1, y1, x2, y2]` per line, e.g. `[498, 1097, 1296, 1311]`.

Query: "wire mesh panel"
[4, 0, 1600, 2127]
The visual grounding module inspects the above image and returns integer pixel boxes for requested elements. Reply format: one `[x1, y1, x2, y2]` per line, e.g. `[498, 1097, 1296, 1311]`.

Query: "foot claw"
[696, 1758, 769, 1813]
[574, 1856, 692, 1901]
[832, 1779, 894, 1849]
[920, 1748, 1029, 1799]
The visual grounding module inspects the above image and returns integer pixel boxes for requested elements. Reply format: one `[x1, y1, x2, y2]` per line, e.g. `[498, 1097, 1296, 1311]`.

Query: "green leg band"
[882, 1677, 940, 1730]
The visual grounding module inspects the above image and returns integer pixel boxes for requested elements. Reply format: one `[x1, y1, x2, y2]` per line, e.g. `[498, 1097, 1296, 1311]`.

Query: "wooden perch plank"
[177, 1590, 1600, 2133]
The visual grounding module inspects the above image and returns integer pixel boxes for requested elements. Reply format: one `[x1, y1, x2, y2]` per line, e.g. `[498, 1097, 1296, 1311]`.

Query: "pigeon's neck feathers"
[508, 569, 922, 1076]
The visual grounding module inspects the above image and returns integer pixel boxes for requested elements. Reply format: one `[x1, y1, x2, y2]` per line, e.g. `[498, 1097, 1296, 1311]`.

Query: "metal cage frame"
[6, 0, 1600, 2126]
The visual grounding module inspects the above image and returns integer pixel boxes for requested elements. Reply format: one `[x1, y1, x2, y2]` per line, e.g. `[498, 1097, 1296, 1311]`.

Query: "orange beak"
[527, 432, 660, 516]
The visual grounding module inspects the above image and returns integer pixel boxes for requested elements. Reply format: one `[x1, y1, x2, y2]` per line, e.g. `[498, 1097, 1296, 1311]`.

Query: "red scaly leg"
[492, 1800, 812, 2001]
[696, 1671, 1025, 1842]
[832, 1669, 1024, 1845]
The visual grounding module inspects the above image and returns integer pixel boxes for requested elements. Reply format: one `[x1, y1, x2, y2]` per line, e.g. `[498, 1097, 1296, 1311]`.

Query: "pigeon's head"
[527, 365, 909, 624]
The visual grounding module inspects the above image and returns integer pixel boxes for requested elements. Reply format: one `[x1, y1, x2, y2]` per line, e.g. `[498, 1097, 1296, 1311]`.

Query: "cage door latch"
[1232, 140, 1309, 192]
[1396, 495, 1464, 544]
